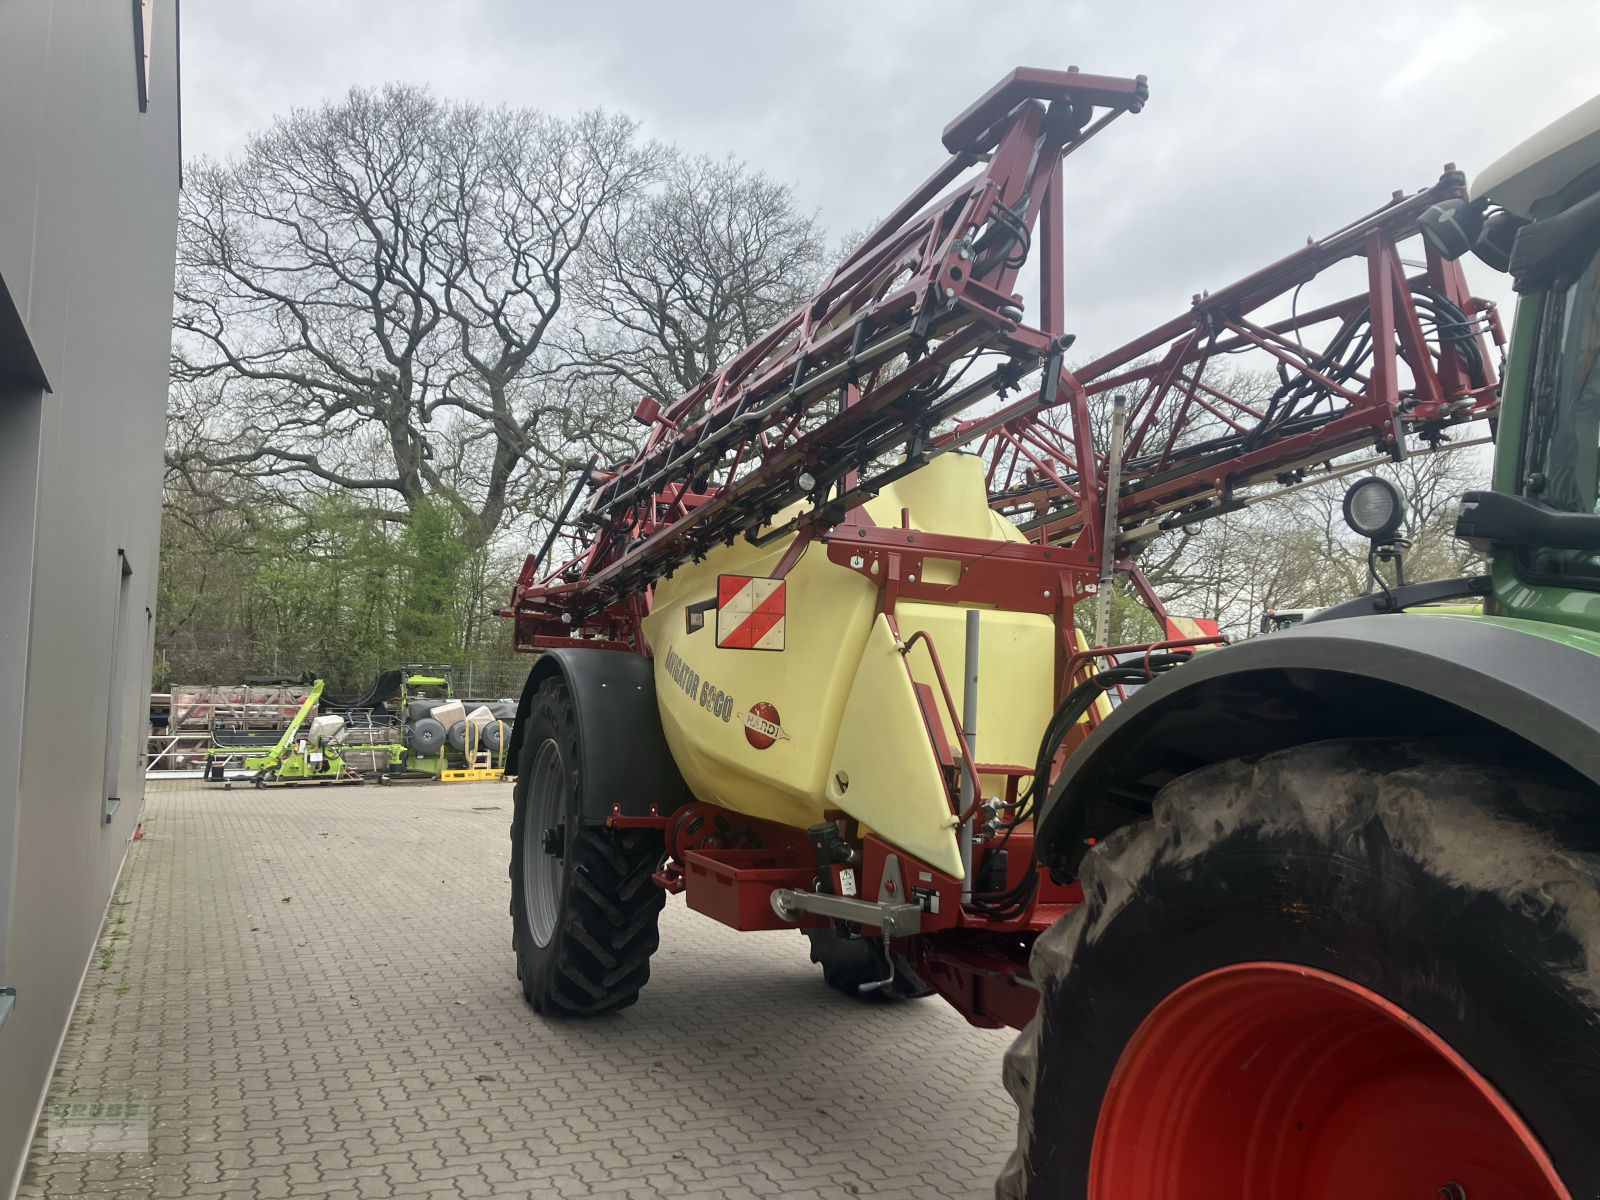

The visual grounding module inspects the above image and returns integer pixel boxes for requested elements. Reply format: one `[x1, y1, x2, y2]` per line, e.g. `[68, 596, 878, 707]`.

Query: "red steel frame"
[501, 68, 1503, 1030]
[506, 67, 1152, 654]
[967, 181, 1502, 557]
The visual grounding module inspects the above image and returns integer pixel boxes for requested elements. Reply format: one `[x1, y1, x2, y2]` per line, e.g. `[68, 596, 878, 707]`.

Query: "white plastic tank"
[429, 700, 466, 732]
[308, 714, 345, 743]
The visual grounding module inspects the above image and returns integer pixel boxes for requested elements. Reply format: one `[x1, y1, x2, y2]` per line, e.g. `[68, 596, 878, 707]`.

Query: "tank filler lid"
[1473, 93, 1600, 217]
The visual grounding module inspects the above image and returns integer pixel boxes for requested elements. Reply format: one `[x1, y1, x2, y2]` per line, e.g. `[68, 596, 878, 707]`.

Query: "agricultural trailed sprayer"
[500, 68, 1600, 1198]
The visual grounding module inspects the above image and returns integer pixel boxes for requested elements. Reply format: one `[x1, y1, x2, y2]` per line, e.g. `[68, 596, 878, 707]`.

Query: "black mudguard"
[1037, 614, 1600, 879]
[507, 649, 690, 824]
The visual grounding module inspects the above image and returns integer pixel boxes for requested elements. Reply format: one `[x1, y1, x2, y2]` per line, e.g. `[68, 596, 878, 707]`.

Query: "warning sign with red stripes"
[1164, 615, 1221, 640]
[716, 575, 786, 651]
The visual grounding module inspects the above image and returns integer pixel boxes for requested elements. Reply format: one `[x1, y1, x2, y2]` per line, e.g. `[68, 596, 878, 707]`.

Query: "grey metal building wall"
[0, 3, 181, 1193]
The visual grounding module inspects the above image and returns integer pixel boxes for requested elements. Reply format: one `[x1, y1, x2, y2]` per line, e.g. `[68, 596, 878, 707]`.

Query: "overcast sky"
[181, 0, 1600, 358]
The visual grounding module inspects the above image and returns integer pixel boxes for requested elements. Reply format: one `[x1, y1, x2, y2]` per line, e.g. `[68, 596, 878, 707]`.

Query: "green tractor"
[1001, 98, 1600, 1197]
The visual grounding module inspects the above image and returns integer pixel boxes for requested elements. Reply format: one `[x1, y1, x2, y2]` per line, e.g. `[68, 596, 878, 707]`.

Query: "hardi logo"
[740, 702, 789, 749]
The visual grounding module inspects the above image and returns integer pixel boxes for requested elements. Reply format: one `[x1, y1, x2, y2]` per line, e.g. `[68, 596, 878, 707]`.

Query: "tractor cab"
[1422, 95, 1600, 632]
[1258, 606, 1321, 634]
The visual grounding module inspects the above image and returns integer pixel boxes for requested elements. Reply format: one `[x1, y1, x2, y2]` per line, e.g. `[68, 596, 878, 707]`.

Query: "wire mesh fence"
[152, 652, 534, 702]
[450, 659, 531, 701]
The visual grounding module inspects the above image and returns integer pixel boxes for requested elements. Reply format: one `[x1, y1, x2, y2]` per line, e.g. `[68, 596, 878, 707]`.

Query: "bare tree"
[568, 153, 829, 404]
[1133, 439, 1490, 636]
[1039, 358, 1491, 637]
[170, 85, 657, 548]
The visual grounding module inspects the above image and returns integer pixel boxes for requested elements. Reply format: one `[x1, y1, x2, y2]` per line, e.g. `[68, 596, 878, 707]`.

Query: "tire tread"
[509, 677, 666, 1016]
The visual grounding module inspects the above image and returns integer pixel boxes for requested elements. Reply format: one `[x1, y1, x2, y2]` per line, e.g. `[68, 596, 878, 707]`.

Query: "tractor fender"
[1036, 614, 1600, 879]
[507, 649, 690, 824]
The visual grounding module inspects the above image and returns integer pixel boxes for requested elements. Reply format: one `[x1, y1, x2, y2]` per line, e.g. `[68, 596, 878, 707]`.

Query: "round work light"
[1342, 476, 1406, 542]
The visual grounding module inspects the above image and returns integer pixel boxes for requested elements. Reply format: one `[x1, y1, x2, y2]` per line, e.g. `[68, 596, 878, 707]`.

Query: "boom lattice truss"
[505, 68, 1501, 671]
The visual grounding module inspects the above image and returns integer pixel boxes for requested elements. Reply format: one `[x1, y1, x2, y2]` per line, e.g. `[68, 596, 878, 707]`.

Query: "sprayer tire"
[509, 676, 665, 1016]
[997, 737, 1600, 1199]
[804, 927, 934, 1001]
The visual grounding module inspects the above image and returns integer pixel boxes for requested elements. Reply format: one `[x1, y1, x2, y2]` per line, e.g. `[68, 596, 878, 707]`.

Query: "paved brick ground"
[20, 779, 1018, 1199]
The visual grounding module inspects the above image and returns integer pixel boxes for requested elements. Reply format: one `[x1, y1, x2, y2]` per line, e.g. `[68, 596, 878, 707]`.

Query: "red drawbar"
[1089, 962, 1569, 1200]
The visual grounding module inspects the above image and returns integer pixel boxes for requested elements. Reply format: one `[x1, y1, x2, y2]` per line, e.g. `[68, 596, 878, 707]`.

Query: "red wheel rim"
[1088, 962, 1569, 1200]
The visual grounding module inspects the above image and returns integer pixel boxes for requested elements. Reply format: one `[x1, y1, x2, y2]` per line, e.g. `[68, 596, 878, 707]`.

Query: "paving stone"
[18, 778, 1017, 1197]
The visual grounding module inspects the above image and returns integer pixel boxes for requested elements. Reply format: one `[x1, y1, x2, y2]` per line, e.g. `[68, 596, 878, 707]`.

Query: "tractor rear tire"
[509, 676, 666, 1016]
[804, 927, 934, 1001]
[998, 738, 1600, 1200]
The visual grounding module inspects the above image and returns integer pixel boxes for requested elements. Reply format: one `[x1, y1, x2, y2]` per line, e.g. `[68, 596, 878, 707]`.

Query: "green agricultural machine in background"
[395, 665, 457, 777]
[203, 679, 405, 787]
[398, 664, 517, 780]
[199, 665, 517, 786]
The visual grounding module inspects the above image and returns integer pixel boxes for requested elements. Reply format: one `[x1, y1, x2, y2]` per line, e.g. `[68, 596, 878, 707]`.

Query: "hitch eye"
[541, 825, 565, 857]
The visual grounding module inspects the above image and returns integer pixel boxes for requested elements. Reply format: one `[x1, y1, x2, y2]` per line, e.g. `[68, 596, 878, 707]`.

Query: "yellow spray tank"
[644, 452, 1056, 878]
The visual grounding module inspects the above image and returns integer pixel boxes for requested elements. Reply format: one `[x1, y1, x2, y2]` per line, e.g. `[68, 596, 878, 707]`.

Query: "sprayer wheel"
[508, 676, 665, 1016]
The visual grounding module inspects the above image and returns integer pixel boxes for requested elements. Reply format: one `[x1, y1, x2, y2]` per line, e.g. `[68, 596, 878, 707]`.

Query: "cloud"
[181, 0, 1600, 356]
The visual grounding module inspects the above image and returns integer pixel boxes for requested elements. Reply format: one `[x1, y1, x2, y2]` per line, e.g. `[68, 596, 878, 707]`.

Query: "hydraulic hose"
[968, 651, 1192, 917]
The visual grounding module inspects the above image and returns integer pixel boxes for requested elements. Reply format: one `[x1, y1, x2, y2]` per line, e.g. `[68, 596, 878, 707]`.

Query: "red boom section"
[506, 67, 1150, 651]
[505, 69, 1500, 659]
[968, 179, 1503, 554]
